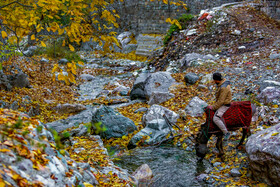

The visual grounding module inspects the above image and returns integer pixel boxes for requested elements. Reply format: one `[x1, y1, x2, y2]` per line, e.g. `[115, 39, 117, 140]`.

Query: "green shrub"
[164, 14, 194, 45]
[35, 40, 82, 62]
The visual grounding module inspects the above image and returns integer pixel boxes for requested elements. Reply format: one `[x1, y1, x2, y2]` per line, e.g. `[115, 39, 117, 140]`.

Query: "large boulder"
[184, 97, 208, 117]
[246, 123, 280, 186]
[130, 71, 176, 101]
[128, 105, 179, 148]
[256, 87, 280, 104]
[8, 72, 30, 88]
[91, 106, 137, 139]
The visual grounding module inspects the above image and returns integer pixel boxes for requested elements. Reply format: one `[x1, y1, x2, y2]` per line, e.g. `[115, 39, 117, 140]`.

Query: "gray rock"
[246, 123, 280, 186]
[112, 85, 130, 96]
[269, 53, 280, 60]
[0, 152, 17, 164]
[17, 159, 33, 172]
[70, 124, 88, 137]
[117, 31, 133, 47]
[230, 168, 242, 177]
[132, 164, 153, 186]
[134, 107, 148, 113]
[128, 120, 169, 148]
[46, 108, 96, 132]
[128, 105, 179, 148]
[213, 162, 221, 167]
[40, 58, 49, 63]
[58, 58, 69, 64]
[259, 80, 280, 92]
[10, 100, 19, 110]
[77, 163, 90, 170]
[23, 46, 37, 57]
[0, 71, 12, 91]
[80, 74, 95, 81]
[130, 71, 151, 100]
[180, 53, 216, 70]
[82, 170, 98, 185]
[185, 97, 208, 117]
[256, 87, 280, 104]
[186, 29, 197, 36]
[200, 74, 212, 84]
[184, 73, 199, 85]
[142, 104, 179, 127]
[100, 166, 130, 181]
[148, 91, 175, 105]
[144, 72, 176, 100]
[54, 103, 87, 114]
[80, 39, 103, 51]
[0, 100, 8, 108]
[9, 72, 30, 88]
[92, 106, 137, 139]
[196, 173, 208, 182]
[35, 175, 56, 187]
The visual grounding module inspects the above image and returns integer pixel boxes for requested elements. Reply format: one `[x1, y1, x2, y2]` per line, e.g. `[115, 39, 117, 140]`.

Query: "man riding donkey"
[195, 72, 257, 161]
[208, 72, 232, 141]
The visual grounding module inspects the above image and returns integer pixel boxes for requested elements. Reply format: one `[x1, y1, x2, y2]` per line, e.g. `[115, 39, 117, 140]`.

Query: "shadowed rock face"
[246, 123, 280, 186]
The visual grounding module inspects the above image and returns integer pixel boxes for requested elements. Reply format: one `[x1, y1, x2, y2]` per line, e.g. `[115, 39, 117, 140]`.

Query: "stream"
[76, 55, 213, 186]
[115, 146, 211, 187]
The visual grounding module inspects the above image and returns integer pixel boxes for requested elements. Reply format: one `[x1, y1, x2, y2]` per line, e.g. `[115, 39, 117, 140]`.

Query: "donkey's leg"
[236, 128, 247, 148]
[216, 133, 224, 158]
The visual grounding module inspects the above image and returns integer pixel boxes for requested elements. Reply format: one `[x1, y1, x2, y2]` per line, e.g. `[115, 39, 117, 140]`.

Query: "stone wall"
[113, 0, 279, 35]
[114, 0, 243, 34]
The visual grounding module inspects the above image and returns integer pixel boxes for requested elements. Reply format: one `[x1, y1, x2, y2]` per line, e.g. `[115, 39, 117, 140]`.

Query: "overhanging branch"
[0, 1, 33, 9]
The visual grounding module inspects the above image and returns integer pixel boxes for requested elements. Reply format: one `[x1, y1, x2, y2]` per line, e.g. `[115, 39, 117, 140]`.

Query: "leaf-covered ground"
[0, 52, 273, 186]
[1, 4, 279, 186]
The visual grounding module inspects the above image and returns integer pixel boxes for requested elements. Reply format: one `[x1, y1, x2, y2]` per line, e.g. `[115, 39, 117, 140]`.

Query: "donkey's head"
[195, 124, 210, 161]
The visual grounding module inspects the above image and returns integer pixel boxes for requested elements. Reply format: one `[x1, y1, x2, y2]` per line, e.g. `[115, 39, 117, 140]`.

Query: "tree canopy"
[0, 0, 187, 52]
[0, 0, 124, 52]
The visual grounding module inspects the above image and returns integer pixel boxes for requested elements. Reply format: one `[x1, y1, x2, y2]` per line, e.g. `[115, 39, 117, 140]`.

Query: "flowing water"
[115, 146, 211, 187]
[77, 57, 212, 186]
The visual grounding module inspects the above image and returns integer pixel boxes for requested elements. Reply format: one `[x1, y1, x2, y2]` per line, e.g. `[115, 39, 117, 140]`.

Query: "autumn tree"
[0, 0, 187, 84]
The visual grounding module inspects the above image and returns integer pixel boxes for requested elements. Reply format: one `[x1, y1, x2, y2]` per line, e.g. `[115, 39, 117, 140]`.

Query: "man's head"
[213, 72, 223, 85]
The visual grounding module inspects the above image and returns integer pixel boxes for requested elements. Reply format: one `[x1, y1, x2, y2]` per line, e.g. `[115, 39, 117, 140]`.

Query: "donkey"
[195, 101, 257, 161]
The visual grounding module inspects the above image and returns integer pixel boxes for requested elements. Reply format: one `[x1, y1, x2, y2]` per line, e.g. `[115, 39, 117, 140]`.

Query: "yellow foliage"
[271, 132, 279, 136]
[41, 41, 46, 47]
[69, 44, 75, 52]
[1, 31, 8, 39]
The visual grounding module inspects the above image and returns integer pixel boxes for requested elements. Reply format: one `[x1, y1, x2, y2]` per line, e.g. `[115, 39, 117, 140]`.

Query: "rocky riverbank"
[0, 2, 280, 187]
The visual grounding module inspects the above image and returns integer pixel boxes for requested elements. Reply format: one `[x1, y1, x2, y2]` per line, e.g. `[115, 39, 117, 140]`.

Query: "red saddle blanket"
[204, 101, 252, 133]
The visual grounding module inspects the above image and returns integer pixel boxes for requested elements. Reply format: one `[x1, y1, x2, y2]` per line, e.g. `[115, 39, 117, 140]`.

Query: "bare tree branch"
[0, 1, 33, 9]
